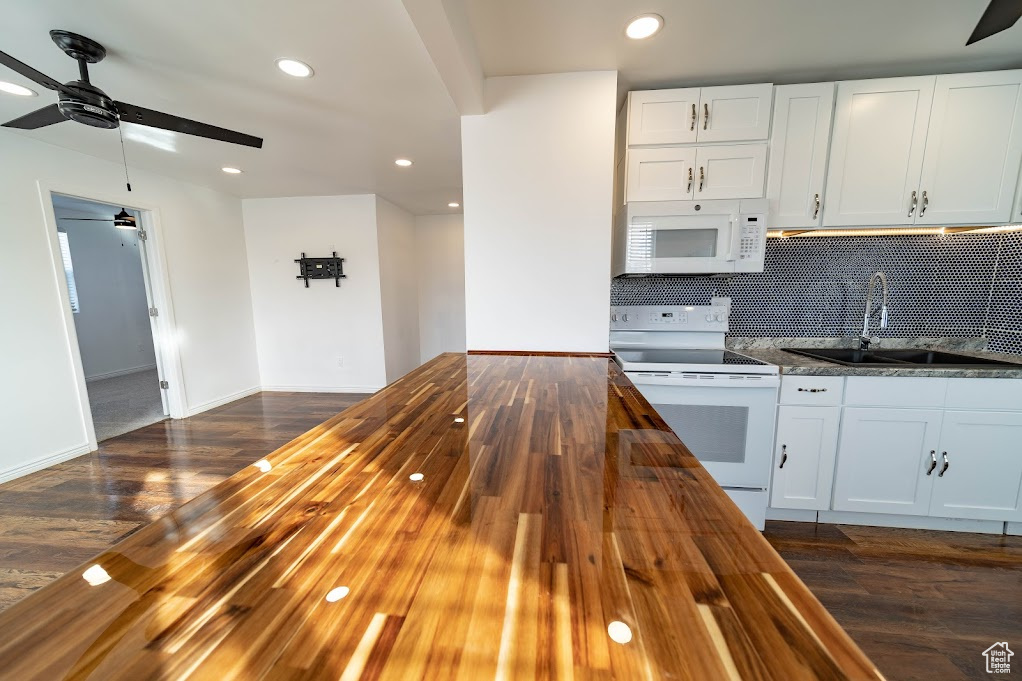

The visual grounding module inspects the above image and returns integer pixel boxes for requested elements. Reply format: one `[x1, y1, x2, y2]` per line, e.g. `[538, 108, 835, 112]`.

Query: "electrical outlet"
[336, 356, 344, 368]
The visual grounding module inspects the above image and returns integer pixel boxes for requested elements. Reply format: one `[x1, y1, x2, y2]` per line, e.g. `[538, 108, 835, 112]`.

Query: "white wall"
[0, 132, 260, 480]
[376, 197, 421, 383]
[242, 195, 388, 392]
[58, 216, 157, 380]
[461, 72, 617, 352]
[415, 214, 466, 362]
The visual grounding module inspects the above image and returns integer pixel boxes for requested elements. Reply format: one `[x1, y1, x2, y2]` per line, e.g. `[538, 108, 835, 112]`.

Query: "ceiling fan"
[0, 30, 262, 148]
[59, 208, 138, 230]
[967, 0, 1022, 44]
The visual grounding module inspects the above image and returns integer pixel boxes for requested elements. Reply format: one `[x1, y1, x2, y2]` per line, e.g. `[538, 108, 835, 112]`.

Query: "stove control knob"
[611, 313, 618, 322]
[715, 313, 724, 322]
[705, 314, 714, 322]
[622, 313, 629, 322]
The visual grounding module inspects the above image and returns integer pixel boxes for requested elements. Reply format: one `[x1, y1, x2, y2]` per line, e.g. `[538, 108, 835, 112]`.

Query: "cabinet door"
[770, 406, 840, 510]
[766, 83, 836, 228]
[693, 145, 767, 200]
[832, 408, 942, 515]
[916, 71, 1022, 225]
[824, 77, 935, 226]
[626, 148, 696, 202]
[628, 89, 700, 145]
[929, 411, 1022, 522]
[697, 84, 774, 143]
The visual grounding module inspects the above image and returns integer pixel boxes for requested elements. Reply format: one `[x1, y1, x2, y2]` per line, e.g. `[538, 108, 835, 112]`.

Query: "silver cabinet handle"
[926, 450, 937, 475]
[779, 445, 788, 469]
[908, 190, 917, 217]
[919, 190, 928, 217]
[813, 193, 821, 220]
[699, 166, 705, 192]
[687, 167, 693, 193]
[938, 451, 949, 477]
[691, 103, 696, 131]
[703, 103, 709, 130]
[797, 387, 827, 393]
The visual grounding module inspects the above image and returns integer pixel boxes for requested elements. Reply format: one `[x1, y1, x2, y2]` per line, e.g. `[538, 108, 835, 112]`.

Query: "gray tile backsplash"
[610, 232, 1022, 355]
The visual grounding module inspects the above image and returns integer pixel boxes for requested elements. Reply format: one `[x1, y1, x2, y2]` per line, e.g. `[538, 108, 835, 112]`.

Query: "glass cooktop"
[613, 349, 769, 366]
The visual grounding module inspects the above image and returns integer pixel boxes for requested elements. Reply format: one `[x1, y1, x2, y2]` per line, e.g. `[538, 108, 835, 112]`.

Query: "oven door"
[624, 202, 739, 274]
[627, 372, 778, 489]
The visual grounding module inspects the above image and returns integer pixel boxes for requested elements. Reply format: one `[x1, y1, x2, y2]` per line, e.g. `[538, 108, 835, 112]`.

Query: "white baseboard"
[0, 442, 93, 484]
[1005, 522, 1022, 536]
[184, 386, 262, 417]
[818, 510, 1004, 534]
[766, 508, 818, 522]
[85, 363, 158, 382]
[259, 385, 382, 394]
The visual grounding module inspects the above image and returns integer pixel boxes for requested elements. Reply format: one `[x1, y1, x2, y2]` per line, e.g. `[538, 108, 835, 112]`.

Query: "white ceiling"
[464, 0, 1022, 91]
[0, 0, 464, 215]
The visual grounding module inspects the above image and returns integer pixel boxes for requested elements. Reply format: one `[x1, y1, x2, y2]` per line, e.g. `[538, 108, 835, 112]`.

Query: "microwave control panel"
[734, 213, 767, 271]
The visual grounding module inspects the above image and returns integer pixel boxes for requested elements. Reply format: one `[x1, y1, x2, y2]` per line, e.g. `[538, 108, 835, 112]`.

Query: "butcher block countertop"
[0, 353, 883, 680]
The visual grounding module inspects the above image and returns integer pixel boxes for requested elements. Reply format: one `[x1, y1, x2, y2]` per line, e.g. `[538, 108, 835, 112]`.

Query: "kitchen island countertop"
[0, 353, 882, 680]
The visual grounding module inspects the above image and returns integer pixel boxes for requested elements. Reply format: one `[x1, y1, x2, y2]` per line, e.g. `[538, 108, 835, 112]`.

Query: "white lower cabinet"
[928, 411, 1022, 522]
[832, 408, 943, 515]
[771, 406, 840, 510]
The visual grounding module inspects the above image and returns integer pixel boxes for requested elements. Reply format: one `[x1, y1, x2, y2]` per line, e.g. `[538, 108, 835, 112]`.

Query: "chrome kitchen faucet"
[860, 271, 889, 350]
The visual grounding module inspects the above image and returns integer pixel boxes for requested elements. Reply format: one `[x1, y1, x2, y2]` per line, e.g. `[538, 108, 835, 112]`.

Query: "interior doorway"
[51, 193, 169, 441]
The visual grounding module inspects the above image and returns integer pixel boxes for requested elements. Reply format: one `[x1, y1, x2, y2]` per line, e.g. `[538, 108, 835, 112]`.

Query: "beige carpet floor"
[85, 368, 168, 441]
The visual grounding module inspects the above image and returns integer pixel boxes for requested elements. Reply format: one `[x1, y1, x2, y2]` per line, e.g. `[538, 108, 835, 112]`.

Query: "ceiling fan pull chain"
[118, 125, 132, 192]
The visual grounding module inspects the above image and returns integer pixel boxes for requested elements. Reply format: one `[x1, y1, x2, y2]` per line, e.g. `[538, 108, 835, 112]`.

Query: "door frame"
[36, 180, 187, 451]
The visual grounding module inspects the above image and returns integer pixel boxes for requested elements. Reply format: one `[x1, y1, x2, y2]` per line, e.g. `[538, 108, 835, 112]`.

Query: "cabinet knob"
[797, 387, 827, 393]
[926, 450, 937, 475]
[691, 103, 697, 132]
[687, 167, 693, 193]
[919, 190, 929, 217]
[813, 193, 821, 220]
[699, 166, 705, 192]
[779, 445, 788, 469]
[703, 102, 709, 130]
[938, 451, 949, 477]
[908, 190, 918, 217]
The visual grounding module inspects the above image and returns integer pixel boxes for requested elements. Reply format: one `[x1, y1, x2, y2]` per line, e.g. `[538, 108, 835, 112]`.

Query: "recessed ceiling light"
[0, 81, 37, 97]
[276, 58, 314, 78]
[625, 14, 663, 39]
[448, 202, 460, 208]
[222, 167, 243, 174]
[395, 158, 413, 167]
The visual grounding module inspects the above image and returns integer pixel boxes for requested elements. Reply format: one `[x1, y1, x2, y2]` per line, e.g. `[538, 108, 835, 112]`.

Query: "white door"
[770, 406, 840, 510]
[824, 76, 935, 226]
[766, 83, 836, 228]
[697, 84, 774, 143]
[626, 148, 696, 202]
[832, 408, 942, 515]
[929, 411, 1022, 522]
[915, 71, 1022, 225]
[693, 145, 767, 200]
[627, 88, 700, 145]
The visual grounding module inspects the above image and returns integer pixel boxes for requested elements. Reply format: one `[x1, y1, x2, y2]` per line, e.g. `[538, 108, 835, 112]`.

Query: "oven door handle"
[627, 373, 780, 389]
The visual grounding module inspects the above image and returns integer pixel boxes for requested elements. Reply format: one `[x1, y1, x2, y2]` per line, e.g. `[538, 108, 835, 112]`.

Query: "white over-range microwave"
[612, 199, 768, 276]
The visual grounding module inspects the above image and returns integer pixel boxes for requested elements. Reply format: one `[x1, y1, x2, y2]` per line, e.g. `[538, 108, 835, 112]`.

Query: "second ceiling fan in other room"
[0, 29, 262, 148]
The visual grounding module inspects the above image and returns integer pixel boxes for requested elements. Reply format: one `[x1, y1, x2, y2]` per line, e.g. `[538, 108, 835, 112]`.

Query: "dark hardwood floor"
[0, 389, 1018, 679]
[764, 520, 1022, 680]
[0, 391, 368, 612]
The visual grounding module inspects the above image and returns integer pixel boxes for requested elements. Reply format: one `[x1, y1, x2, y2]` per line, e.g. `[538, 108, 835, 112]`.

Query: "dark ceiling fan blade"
[967, 0, 1022, 44]
[115, 101, 263, 149]
[2, 103, 66, 129]
[0, 49, 73, 94]
[60, 217, 113, 221]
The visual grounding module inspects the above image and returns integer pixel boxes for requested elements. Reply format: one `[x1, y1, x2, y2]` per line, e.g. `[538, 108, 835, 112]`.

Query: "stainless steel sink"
[782, 347, 1018, 368]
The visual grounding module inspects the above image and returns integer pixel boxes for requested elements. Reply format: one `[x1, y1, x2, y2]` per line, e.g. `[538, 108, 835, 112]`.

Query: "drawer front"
[780, 376, 844, 405]
[845, 377, 948, 408]
[945, 378, 1022, 411]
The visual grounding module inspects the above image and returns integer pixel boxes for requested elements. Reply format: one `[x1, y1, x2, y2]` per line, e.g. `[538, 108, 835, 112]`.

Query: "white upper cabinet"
[771, 405, 840, 511]
[766, 83, 836, 228]
[697, 84, 774, 143]
[824, 76, 935, 226]
[928, 411, 1022, 522]
[693, 145, 767, 200]
[915, 71, 1022, 225]
[626, 147, 696, 202]
[627, 84, 772, 146]
[628, 89, 700, 145]
[832, 407, 942, 515]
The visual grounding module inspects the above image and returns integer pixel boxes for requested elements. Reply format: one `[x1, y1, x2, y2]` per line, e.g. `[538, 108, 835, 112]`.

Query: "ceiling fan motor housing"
[57, 81, 119, 129]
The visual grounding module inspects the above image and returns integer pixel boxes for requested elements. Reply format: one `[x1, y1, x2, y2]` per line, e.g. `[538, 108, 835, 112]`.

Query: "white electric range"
[610, 300, 779, 530]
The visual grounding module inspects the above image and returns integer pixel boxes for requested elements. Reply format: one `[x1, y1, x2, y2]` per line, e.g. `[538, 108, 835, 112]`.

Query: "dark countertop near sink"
[730, 337, 1022, 379]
